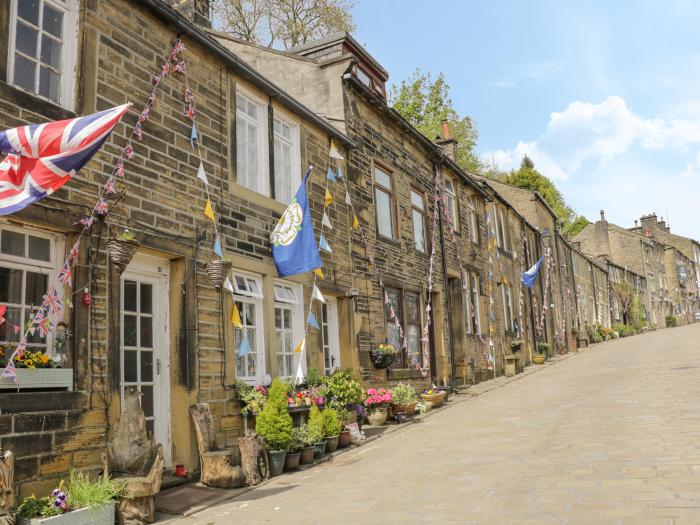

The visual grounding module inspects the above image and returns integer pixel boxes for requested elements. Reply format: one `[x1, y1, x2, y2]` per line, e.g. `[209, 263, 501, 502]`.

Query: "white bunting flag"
[322, 211, 333, 230]
[196, 161, 209, 185]
[345, 190, 352, 205]
[223, 276, 234, 292]
[294, 348, 305, 385]
[312, 284, 326, 303]
[329, 139, 344, 160]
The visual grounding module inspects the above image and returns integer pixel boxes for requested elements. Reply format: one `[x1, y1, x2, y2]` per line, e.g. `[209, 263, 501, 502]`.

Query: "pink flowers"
[364, 388, 393, 408]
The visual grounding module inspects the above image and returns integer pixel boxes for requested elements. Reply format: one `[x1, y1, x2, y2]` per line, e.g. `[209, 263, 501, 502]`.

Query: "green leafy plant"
[116, 229, 136, 242]
[17, 495, 61, 518]
[307, 404, 325, 443]
[255, 378, 293, 451]
[391, 383, 417, 406]
[665, 315, 678, 327]
[305, 367, 326, 388]
[237, 380, 267, 415]
[295, 423, 322, 447]
[288, 426, 305, 452]
[536, 341, 549, 355]
[325, 369, 364, 407]
[335, 406, 351, 427]
[67, 469, 123, 510]
[320, 407, 342, 437]
[510, 339, 524, 350]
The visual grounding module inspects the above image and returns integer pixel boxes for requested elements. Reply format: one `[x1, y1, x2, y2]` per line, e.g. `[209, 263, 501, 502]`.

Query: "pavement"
[160, 323, 700, 524]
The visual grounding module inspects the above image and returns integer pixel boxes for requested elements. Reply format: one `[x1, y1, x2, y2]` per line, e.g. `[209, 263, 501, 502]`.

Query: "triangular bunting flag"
[324, 189, 333, 207]
[319, 235, 332, 253]
[231, 304, 243, 328]
[345, 190, 352, 205]
[1, 359, 16, 382]
[190, 122, 198, 148]
[294, 337, 306, 353]
[327, 167, 336, 181]
[213, 235, 223, 257]
[294, 355, 305, 385]
[337, 165, 343, 179]
[322, 212, 333, 230]
[223, 276, 234, 292]
[204, 200, 215, 221]
[312, 285, 326, 303]
[238, 336, 250, 356]
[196, 161, 209, 185]
[352, 214, 359, 230]
[0, 305, 5, 326]
[307, 311, 320, 330]
[313, 268, 324, 279]
[329, 139, 344, 160]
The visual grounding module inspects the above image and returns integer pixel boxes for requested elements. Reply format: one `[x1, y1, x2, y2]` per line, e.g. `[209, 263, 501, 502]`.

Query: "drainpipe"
[435, 161, 456, 387]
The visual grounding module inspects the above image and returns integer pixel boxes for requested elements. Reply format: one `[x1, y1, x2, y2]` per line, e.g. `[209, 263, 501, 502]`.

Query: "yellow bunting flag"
[204, 199, 215, 221]
[231, 304, 243, 328]
[314, 268, 324, 279]
[294, 337, 306, 353]
[325, 189, 333, 207]
[352, 214, 359, 230]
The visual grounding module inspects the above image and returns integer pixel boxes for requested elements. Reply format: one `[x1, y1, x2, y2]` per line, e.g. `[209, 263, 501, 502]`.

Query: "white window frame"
[273, 280, 303, 379]
[465, 272, 481, 335]
[273, 283, 297, 304]
[443, 178, 459, 230]
[272, 113, 301, 205]
[233, 271, 265, 384]
[410, 188, 427, 253]
[0, 222, 63, 355]
[374, 165, 397, 240]
[232, 272, 263, 298]
[501, 284, 514, 332]
[235, 88, 269, 196]
[466, 196, 478, 243]
[7, 0, 78, 110]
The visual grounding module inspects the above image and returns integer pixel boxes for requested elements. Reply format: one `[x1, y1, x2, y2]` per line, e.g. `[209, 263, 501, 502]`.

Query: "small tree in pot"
[308, 405, 327, 459]
[321, 407, 342, 453]
[294, 424, 320, 465]
[255, 379, 293, 477]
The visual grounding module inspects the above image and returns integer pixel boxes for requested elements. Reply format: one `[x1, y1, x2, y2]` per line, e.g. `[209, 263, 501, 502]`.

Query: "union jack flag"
[58, 261, 72, 288]
[43, 287, 63, 316]
[0, 104, 129, 216]
[68, 239, 80, 263]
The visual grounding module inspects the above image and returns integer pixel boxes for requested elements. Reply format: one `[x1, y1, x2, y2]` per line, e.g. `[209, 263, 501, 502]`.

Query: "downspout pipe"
[435, 161, 456, 387]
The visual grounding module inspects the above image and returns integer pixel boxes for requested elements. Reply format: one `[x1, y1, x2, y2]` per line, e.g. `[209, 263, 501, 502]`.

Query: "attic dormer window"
[355, 65, 371, 88]
[353, 65, 386, 100]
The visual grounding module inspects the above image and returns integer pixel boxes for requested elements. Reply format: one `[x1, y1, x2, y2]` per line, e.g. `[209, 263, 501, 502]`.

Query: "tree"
[389, 69, 481, 173]
[212, 0, 356, 50]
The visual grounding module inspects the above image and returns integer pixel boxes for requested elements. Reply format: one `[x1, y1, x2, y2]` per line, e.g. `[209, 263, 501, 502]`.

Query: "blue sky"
[353, 1, 700, 240]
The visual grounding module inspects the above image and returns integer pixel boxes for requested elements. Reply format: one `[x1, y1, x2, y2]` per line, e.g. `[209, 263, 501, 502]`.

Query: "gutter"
[137, 0, 356, 150]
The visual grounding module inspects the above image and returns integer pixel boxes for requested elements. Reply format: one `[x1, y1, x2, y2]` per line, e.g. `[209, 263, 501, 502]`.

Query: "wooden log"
[0, 451, 14, 525]
[238, 434, 268, 486]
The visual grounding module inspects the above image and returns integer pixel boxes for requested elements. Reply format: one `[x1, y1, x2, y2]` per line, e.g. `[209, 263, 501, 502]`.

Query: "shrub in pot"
[325, 370, 364, 408]
[255, 378, 293, 477]
[391, 383, 417, 416]
[284, 429, 303, 471]
[335, 407, 352, 448]
[294, 424, 319, 465]
[308, 405, 326, 459]
[533, 341, 549, 364]
[321, 407, 342, 453]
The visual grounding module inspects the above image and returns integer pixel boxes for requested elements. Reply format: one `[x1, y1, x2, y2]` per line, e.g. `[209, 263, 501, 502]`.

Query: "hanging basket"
[107, 237, 139, 275]
[207, 259, 232, 290]
[369, 348, 396, 369]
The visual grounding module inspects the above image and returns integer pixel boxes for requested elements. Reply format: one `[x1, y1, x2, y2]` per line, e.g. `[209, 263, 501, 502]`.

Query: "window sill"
[231, 182, 286, 215]
[0, 368, 73, 391]
[376, 234, 402, 249]
[0, 82, 75, 121]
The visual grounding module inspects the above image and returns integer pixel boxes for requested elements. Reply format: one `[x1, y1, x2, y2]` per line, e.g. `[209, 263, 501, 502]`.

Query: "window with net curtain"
[374, 166, 396, 239]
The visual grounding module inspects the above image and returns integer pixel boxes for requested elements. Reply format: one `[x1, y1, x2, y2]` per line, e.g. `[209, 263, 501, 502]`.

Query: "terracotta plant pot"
[532, 354, 546, 365]
[284, 451, 301, 471]
[366, 406, 388, 426]
[206, 259, 232, 290]
[338, 430, 351, 448]
[421, 391, 446, 408]
[300, 446, 315, 464]
[312, 441, 326, 459]
[325, 435, 339, 453]
[392, 402, 417, 416]
[268, 450, 286, 477]
[107, 237, 139, 275]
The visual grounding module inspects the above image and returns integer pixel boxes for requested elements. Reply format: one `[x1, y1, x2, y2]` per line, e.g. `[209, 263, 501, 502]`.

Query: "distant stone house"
[606, 260, 647, 326]
[0, 0, 353, 496]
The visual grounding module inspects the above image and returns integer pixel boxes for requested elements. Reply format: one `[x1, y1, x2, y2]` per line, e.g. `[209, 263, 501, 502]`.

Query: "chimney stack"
[165, 0, 211, 26]
[435, 119, 458, 163]
[600, 210, 606, 222]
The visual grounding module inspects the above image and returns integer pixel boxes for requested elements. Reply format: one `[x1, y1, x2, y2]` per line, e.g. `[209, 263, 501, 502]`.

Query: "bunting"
[231, 304, 243, 328]
[324, 189, 333, 207]
[322, 212, 333, 230]
[312, 285, 326, 303]
[204, 200, 215, 221]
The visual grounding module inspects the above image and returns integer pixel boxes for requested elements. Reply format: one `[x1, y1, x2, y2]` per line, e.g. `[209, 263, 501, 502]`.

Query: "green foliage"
[17, 496, 61, 518]
[562, 215, 590, 237]
[67, 469, 124, 510]
[255, 378, 293, 451]
[325, 369, 364, 407]
[320, 407, 342, 437]
[391, 383, 417, 406]
[236, 380, 266, 415]
[389, 69, 481, 173]
[308, 404, 325, 443]
[536, 341, 549, 355]
[305, 367, 325, 388]
[629, 295, 646, 330]
[613, 323, 637, 337]
[295, 422, 322, 447]
[335, 406, 351, 426]
[116, 229, 136, 242]
[665, 315, 678, 327]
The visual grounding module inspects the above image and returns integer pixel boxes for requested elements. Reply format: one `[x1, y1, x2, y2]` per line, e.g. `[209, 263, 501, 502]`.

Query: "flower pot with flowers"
[255, 379, 293, 477]
[0, 347, 73, 390]
[16, 469, 122, 525]
[533, 342, 549, 364]
[294, 424, 319, 465]
[391, 383, 418, 416]
[420, 387, 446, 408]
[364, 388, 393, 426]
[369, 344, 397, 369]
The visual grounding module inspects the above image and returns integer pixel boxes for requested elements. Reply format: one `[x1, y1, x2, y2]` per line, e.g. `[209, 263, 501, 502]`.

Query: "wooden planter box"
[18, 502, 115, 525]
[0, 368, 73, 390]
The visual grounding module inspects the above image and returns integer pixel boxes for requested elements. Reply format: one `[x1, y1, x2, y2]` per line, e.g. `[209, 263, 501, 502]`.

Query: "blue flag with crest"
[271, 168, 322, 277]
[521, 257, 544, 289]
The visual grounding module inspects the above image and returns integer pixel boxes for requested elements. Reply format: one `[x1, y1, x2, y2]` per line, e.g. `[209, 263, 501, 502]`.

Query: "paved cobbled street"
[167, 324, 700, 524]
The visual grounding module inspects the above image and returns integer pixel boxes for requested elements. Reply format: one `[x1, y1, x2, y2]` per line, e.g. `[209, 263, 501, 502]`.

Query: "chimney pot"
[441, 120, 451, 140]
[600, 210, 605, 221]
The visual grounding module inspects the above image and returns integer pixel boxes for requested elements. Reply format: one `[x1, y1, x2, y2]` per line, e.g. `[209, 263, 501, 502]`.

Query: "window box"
[0, 367, 72, 390]
[17, 501, 114, 525]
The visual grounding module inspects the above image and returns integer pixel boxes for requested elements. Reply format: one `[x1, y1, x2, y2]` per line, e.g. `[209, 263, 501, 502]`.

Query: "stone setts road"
[168, 323, 700, 524]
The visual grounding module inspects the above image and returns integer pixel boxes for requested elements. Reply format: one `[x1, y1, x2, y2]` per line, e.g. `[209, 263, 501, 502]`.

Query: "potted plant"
[206, 255, 232, 290]
[421, 387, 446, 408]
[363, 388, 392, 426]
[16, 469, 122, 525]
[336, 407, 352, 448]
[294, 424, 318, 465]
[510, 339, 523, 352]
[308, 405, 326, 459]
[255, 379, 293, 477]
[391, 383, 418, 416]
[325, 370, 364, 409]
[321, 407, 342, 453]
[533, 342, 549, 364]
[369, 344, 397, 369]
[0, 348, 73, 390]
[107, 229, 139, 275]
[284, 429, 303, 471]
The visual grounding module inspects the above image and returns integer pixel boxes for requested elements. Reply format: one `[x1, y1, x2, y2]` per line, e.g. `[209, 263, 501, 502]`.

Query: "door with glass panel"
[321, 297, 341, 375]
[120, 255, 170, 465]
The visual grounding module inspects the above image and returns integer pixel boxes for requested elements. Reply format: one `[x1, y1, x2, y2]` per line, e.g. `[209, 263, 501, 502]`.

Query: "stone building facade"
[0, 0, 352, 497]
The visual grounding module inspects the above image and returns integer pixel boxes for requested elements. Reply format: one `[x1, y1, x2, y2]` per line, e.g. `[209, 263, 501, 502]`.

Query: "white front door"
[120, 253, 171, 466]
[321, 297, 341, 375]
